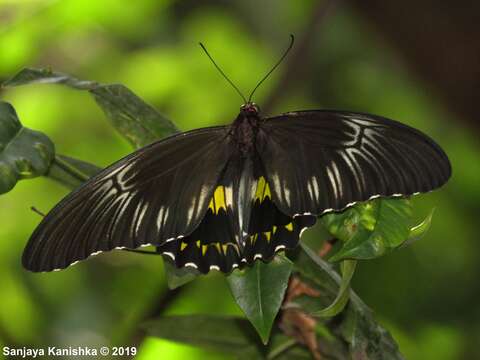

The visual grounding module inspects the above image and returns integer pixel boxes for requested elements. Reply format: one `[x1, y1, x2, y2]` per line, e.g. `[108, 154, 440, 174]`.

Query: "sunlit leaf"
[144, 315, 316, 360]
[401, 209, 435, 248]
[144, 315, 264, 358]
[323, 199, 413, 261]
[227, 255, 293, 344]
[90, 84, 179, 147]
[0, 101, 54, 194]
[2, 68, 97, 89]
[3, 68, 180, 148]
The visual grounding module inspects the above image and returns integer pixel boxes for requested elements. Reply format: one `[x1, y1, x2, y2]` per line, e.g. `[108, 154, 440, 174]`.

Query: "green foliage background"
[0, 1, 478, 359]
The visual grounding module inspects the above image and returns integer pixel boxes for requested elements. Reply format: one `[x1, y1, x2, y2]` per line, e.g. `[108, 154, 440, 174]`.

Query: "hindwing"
[156, 160, 316, 274]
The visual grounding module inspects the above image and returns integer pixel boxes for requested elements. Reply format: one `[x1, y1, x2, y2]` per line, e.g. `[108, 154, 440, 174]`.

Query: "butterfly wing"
[23, 126, 232, 272]
[257, 110, 451, 216]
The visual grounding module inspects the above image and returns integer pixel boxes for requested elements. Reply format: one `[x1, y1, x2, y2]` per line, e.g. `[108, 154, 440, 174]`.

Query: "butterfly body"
[22, 105, 451, 274]
[230, 103, 261, 157]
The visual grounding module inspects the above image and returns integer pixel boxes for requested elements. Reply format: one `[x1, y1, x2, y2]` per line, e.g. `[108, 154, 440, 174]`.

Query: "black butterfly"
[22, 38, 451, 274]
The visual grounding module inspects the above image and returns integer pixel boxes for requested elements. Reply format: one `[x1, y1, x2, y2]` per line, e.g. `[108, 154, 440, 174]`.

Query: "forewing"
[23, 126, 232, 272]
[257, 110, 451, 216]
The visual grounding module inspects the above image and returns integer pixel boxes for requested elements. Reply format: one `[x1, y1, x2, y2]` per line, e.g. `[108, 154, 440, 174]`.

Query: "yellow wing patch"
[208, 186, 228, 214]
[285, 222, 293, 231]
[250, 233, 259, 245]
[255, 176, 272, 202]
[263, 231, 272, 242]
[222, 244, 229, 254]
[201, 242, 239, 256]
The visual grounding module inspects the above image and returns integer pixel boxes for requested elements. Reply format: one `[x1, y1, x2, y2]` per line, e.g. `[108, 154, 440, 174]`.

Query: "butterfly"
[22, 37, 451, 274]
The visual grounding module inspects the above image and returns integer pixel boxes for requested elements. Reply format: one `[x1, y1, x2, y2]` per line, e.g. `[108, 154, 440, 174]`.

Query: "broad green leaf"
[227, 256, 293, 344]
[313, 260, 357, 317]
[163, 260, 200, 290]
[323, 199, 413, 262]
[3, 68, 180, 148]
[294, 244, 404, 359]
[401, 209, 435, 248]
[145, 315, 315, 360]
[143, 315, 264, 358]
[90, 84, 179, 147]
[0, 101, 54, 194]
[2, 68, 97, 89]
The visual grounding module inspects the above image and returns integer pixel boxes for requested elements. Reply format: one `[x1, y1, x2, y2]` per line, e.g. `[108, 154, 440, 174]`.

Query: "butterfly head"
[240, 102, 260, 116]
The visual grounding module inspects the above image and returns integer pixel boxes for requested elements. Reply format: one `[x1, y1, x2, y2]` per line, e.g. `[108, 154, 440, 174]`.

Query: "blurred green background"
[0, 0, 478, 359]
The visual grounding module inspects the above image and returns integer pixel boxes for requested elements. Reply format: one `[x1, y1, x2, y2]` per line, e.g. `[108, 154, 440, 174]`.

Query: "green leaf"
[2, 68, 97, 89]
[144, 315, 264, 358]
[313, 260, 357, 317]
[144, 315, 315, 360]
[3, 68, 180, 148]
[294, 244, 404, 359]
[227, 256, 293, 344]
[323, 199, 413, 262]
[401, 208, 435, 248]
[90, 84, 179, 147]
[0, 101, 55, 194]
[163, 259, 200, 290]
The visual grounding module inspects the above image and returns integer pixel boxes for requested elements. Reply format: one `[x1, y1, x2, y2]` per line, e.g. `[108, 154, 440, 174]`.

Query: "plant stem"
[267, 338, 297, 359]
[52, 155, 91, 183]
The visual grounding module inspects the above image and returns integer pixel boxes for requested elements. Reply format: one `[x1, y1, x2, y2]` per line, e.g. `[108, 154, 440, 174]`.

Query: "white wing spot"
[299, 227, 310, 237]
[274, 245, 286, 252]
[135, 201, 149, 236]
[162, 252, 175, 260]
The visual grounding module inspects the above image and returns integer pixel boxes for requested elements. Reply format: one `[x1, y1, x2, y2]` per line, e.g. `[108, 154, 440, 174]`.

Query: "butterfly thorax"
[231, 103, 261, 157]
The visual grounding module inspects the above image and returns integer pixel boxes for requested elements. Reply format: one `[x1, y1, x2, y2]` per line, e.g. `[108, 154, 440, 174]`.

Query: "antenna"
[248, 34, 295, 102]
[31, 206, 46, 217]
[199, 42, 248, 104]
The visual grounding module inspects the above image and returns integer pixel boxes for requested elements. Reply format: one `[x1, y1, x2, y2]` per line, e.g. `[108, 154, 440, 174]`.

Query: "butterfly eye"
[241, 103, 260, 114]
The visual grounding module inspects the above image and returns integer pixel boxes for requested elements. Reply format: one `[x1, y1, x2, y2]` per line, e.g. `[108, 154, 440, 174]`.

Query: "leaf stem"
[52, 155, 91, 183]
[267, 338, 297, 359]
